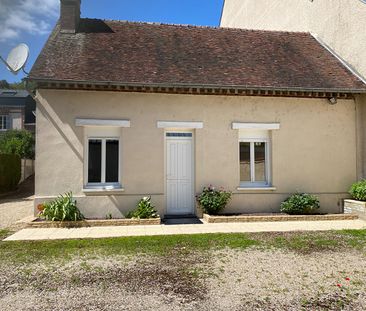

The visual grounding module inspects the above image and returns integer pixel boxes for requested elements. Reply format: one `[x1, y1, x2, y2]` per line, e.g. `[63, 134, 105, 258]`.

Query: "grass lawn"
[0, 229, 366, 310]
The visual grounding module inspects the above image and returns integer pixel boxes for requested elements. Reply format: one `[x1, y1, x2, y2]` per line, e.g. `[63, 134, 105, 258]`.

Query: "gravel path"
[0, 176, 34, 229]
[1, 248, 366, 310]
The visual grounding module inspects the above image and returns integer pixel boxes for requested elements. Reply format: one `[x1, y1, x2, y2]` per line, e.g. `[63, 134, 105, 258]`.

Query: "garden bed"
[203, 213, 358, 223]
[27, 217, 161, 228]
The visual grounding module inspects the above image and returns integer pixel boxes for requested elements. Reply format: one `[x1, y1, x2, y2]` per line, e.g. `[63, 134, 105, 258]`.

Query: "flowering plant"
[196, 185, 232, 215]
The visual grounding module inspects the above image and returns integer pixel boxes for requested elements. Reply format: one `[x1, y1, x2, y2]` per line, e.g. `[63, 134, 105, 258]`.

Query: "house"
[29, 0, 366, 219]
[0, 89, 36, 134]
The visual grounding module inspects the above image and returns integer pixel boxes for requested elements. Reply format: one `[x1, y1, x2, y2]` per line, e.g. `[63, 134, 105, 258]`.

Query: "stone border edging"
[27, 218, 161, 228]
[203, 213, 358, 223]
[344, 199, 366, 220]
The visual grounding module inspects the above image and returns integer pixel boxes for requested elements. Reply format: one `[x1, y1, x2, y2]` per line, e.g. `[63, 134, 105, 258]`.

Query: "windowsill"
[237, 187, 277, 191]
[83, 186, 125, 195]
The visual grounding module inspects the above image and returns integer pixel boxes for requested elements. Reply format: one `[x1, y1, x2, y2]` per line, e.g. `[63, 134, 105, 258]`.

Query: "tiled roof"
[29, 19, 366, 92]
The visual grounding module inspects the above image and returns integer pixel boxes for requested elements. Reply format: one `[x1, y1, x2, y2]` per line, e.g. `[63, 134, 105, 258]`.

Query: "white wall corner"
[157, 121, 204, 129]
[75, 118, 130, 127]
[232, 122, 280, 130]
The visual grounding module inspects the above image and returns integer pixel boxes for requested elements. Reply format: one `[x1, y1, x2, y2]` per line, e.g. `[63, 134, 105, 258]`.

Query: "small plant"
[39, 192, 84, 221]
[126, 196, 159, 219]
[196, 185, 232, 215]
[280, 193, 320, 215]
[105, 213, 113, 220]
[349, 180, 366, 201]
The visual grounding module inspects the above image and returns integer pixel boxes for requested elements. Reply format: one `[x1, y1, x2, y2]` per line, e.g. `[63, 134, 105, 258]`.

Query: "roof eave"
[27, 77, 366, 95]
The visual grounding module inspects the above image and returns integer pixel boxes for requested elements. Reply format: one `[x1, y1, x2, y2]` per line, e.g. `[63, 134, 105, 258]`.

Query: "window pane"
[240, 142, 251, 182]
[254, 142, 266, 182]
[88, 140, 102, 183]
[0, 116, 5, 129]
[106, 139, 119, 183]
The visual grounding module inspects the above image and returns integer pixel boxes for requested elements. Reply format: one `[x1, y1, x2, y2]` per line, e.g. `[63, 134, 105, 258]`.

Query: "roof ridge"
[80, 17, 310, 35]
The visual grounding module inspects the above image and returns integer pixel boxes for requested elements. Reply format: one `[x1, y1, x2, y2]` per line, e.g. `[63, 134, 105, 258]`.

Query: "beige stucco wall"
[221, 0, 366, 79]
[34, 89, 357, 217]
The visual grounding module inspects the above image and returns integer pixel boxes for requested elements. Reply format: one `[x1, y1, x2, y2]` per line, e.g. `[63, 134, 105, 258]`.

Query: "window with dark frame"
[0, 115, 8, 130]
[87, 138, 119, 185]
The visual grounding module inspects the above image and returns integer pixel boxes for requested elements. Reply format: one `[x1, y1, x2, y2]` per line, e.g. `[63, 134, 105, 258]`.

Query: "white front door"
[166, 132, 194, 215]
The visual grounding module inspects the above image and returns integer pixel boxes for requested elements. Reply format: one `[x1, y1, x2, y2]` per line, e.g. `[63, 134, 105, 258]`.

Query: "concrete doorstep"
[4, 218, 366, 241]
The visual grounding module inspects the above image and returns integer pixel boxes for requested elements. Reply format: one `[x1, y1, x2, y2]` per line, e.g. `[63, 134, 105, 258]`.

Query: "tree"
[9, 81, 26, 90]
[0, 80, 10, 88]
[0, 130, 35, 159]
[0, 79, 26, 90]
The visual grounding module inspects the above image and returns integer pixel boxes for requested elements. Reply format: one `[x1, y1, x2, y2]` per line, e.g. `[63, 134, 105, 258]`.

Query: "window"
[0, 115, 8, 130]
[238, 128, 271, 187]
[87, 138, 120, 187]
[240, 140, 269, 186]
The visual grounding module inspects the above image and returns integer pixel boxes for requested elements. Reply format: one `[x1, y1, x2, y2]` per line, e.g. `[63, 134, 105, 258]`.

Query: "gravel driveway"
[1, 247, 366, 310]
[0, 176, 34, 229]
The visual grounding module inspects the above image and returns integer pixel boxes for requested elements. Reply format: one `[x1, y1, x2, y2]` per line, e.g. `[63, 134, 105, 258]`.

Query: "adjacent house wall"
[221, 0, 366, 79]
[34, 89, 357, 217]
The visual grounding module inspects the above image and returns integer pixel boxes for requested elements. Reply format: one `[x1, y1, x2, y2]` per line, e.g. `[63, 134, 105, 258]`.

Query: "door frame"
[164, 129, 195, 216]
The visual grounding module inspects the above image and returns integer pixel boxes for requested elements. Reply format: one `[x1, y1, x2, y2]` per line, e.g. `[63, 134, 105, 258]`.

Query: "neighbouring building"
[0, 89, 36, 134]
[28, 0, 366, 218]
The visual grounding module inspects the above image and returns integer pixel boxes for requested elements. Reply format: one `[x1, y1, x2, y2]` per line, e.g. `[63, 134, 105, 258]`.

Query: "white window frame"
[239, 138, 271, 188]
[0, 115, 8, 131]
[85, 136, 121, 189]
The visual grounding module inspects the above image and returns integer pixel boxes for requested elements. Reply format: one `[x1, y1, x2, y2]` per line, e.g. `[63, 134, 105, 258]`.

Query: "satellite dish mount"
[0, 43, 30, 75]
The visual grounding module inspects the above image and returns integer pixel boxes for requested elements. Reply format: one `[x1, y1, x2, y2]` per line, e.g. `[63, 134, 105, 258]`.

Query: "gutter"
[26, 77, 366, 94]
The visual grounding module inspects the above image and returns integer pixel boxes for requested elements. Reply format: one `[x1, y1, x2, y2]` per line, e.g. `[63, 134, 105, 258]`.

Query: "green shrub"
[280, 193, 320, 215]
[196, 185, 232, 215]
[0, 129, 34, 159]
[126, 197, 159, 219]
[0, 154, 21, 193]
[349, 180, 366, 201]
[39, 192, 84, 221]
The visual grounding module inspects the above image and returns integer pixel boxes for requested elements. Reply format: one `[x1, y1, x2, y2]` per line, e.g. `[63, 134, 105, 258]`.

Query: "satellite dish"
[0, 43, 29, 75]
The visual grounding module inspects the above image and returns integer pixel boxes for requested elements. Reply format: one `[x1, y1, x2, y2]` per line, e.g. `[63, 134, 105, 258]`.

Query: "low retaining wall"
[28, 218, 161, 228]
[344, 199, 366, 220]
[203, 213, 358, 223]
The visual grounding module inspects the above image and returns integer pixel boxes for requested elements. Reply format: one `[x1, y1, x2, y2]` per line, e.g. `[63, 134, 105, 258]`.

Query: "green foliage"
[196, 185, 232, 215]
[39, 192, 84, 222]
[0, 79, 25, 89]
[0, 80, 10, 89]
[280, 193, 320, 215]
[126, 196, 159, 219]
[0, 154, 21, 193]
[0, 130, 35, 159]
[349, 180, 366, 201]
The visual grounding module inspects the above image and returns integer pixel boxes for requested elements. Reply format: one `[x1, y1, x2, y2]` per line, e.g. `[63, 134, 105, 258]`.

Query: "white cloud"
[0, 0, 59, 42]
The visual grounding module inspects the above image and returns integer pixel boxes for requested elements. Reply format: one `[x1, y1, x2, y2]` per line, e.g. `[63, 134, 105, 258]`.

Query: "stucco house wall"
[221, 0, 366, 78]
[34, 89, 357, 218]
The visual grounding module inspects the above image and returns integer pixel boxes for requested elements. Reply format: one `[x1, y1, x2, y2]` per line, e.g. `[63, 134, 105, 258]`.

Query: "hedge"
[0, 154, 21, 193]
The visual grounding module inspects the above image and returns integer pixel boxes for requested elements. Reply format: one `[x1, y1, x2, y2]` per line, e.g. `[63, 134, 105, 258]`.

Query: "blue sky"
[0, 0, 224, 83]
